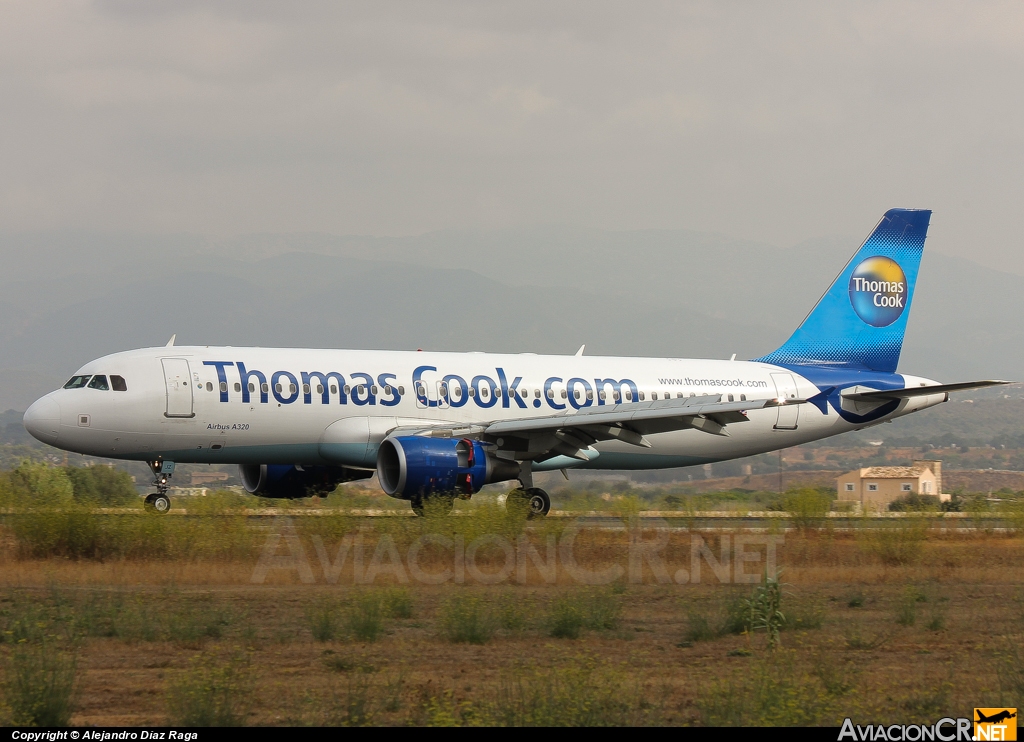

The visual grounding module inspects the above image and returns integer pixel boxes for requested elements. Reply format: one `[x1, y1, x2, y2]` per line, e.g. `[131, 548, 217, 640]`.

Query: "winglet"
[575, 344, 585, 356]
[166, 334, 176, 347]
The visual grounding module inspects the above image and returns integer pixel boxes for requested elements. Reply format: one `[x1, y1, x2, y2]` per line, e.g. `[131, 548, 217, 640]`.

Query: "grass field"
[1, 501, 1024, 726]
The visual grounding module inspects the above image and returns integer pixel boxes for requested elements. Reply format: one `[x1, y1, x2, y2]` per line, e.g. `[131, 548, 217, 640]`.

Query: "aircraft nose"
[23, 396, 61, 445]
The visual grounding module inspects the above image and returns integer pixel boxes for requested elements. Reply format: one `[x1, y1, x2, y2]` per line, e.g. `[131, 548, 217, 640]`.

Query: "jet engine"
[376, 436, 520, 499]
[239, 464, 372, 499]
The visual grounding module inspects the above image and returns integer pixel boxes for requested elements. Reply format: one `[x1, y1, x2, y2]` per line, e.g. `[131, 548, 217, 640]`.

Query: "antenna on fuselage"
[166, 334, 176, 347]
[575, 344, 585, 356]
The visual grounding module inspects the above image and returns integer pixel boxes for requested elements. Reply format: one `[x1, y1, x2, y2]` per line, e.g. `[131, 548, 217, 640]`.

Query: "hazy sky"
[2, 2, 1023, 272]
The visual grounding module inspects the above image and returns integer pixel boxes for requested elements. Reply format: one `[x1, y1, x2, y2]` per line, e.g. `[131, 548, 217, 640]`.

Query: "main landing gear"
[145, 460, 174, 514]
[505, 488, 551, 518]
[505, 461, 550, 518]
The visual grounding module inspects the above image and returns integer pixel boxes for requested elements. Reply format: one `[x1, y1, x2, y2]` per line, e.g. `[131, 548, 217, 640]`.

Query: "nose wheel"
[145, 459, 174, 515]
[144, 492, 171, 514]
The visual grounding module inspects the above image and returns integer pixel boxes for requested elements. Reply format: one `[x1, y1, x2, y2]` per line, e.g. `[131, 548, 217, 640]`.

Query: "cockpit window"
[87, 375, 109, 390]
[64, 375, 91, 389]
[111, 375, 127, 392]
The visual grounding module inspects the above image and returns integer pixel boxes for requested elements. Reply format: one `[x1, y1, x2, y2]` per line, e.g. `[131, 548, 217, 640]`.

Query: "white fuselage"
[23, 346, 945, 472]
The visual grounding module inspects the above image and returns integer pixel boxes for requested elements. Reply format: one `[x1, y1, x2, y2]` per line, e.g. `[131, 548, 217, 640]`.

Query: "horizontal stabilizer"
[842, 380, 1012, 403]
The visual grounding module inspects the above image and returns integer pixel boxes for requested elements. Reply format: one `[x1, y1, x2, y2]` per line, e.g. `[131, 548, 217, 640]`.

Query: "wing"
[842, 380, 1011, 403]
[391, 394, 801, 463]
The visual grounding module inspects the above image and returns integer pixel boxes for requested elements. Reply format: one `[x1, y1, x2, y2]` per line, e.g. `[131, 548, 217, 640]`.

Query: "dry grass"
[1, 518, 1023, 725]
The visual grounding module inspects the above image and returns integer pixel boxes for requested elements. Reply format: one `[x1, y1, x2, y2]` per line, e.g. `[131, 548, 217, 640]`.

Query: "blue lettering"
[203, 361, 234, 402]
[443, 374, 469, 408]
[271, 370, 299, 404]
[497, 367, 527, 409]
[471, 375, 498, 408]
[301, 371, 347, 405]
[567, 377, 593, 409]
[595, 378, 638, 405]
[237, 363, 268, 404]
[350, 372, 376, 406]
[413, 365, 437, 408]
[377, 373, 400, 407]
[544, 377, 566, 410]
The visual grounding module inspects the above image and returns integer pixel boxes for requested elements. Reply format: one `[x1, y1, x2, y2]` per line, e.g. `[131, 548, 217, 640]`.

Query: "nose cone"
[24, 396, 61, 445]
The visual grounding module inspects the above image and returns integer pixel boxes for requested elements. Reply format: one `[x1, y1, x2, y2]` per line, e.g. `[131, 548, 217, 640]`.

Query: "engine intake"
[239, 464, 372, 499]
[376, 436, 520, 499]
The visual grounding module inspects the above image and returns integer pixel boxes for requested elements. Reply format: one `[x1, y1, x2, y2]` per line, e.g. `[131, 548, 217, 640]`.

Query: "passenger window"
[639, 392, 645, 401]
[384, 385, 392, 395]
[110, 375, 127, 392]
[587, 391, 594, 400]
[206, 382, 214, 392]
[275, 384, 282, 393]
[64, 375, 91, 389]
[560, 390, 567, 399]
[87, 375, 109, 390]
[234, 383, 241, 392]
[399, 386, 405, 395]
[371, 385, 378, 395]
[249, 383, 256, 393]
[728, 394, 734, 402]
[344, 385, 351, 395]
[740, 394, 746, 401]
[220, 382, 227, 393]
[625, 391, 632, 401]
[317, 385, 324, 394]
[469, 388, 476, 398]
[574, 390, 581, 400]
[303, 384, 311, 395]
[330, 385, 337, 394]
[600, 391, 606, 400]
[261, 383, 269, 394]
[289, 384, 296, 394]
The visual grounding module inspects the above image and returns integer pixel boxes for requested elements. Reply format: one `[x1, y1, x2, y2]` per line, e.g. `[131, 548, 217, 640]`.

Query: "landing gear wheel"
[144, 492, 171, 514]
[410, 493, 454, 517]
[506, 488, 550, 518]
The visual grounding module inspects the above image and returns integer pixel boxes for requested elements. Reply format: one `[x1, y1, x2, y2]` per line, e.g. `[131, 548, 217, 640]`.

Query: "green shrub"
[308, 599, 341, 642]
[166, 652, 253, 726]
[493, 661, 657, 726]
[381, 588, 415, 619]
[438, 594, 495, 644]
[782, 487, 832, 531]
[547, 596, 585, 639]
[64, 465, 137, 505]
[858, 517, 929, 566]
[3, 640, 78, 726]
[895, 591, 917, 627]
[345, 592, 385, 643]
[497, 594, 529, 633]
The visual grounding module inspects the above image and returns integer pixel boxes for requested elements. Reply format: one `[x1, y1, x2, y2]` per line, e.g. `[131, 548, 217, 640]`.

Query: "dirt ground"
[1, 528, 1023, 726]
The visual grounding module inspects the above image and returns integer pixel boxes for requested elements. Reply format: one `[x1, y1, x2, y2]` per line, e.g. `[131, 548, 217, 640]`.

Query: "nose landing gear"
[145, 460, 174, 514]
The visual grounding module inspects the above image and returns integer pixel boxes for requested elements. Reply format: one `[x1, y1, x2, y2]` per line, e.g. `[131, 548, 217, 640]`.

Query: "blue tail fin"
[755, 208, 931, 373]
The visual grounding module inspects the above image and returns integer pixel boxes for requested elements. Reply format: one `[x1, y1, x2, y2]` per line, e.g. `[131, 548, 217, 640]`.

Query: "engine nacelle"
[239, 464, 372, 499]
[376, 436, 520, 499]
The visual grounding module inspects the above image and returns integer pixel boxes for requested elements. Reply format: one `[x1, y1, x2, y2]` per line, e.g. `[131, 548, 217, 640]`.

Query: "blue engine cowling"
[376, 436, 521, 499]
[239, 464, 373, 499]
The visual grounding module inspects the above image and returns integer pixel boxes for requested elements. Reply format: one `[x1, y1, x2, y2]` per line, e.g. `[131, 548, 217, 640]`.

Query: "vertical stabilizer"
[755, 208, 931, 373]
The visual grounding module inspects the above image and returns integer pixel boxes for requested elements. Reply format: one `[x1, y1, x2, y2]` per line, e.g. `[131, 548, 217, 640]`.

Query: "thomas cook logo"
[849, 256, 908, 327]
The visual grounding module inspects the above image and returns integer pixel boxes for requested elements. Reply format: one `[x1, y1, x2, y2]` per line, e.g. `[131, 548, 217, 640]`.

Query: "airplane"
[22, 208, 1007, 516]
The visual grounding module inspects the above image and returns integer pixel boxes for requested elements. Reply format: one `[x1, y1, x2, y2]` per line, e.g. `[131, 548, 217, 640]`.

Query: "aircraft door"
[770, 372, 799, 430]
[162, 358, 195, 418]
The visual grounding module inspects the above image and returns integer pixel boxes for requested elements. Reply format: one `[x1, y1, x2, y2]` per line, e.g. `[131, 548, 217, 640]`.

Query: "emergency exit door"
[162, 358, 194, 418]
[770, 372, 799, 430]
